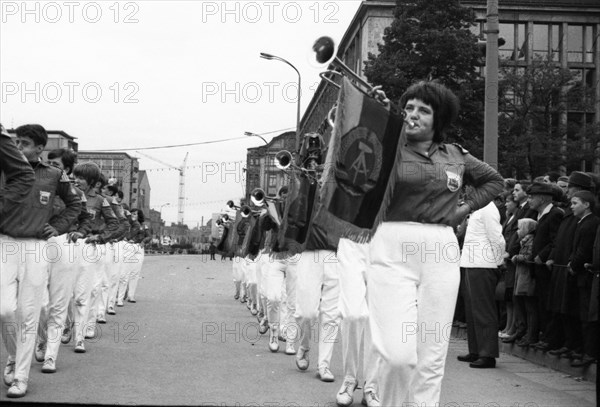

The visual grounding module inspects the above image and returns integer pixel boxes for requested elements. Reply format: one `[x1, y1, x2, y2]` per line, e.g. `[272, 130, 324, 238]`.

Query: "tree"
[363, 0, 484, 156]
[498, 55, 599, 177]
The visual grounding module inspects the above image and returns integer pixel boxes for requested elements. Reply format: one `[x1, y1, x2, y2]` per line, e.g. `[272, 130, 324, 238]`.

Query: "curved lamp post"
[260, 52, 301, 151]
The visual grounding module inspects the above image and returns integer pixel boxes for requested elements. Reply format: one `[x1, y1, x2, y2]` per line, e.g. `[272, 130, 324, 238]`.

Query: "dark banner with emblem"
[318, 77, 406, 242]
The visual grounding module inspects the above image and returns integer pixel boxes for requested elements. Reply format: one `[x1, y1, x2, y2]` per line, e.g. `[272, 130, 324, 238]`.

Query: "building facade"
[137, 170, 151, 219]
[245, 131, 296, 198]
[77, 151, 141, 209]
[299, 0, 600, 169]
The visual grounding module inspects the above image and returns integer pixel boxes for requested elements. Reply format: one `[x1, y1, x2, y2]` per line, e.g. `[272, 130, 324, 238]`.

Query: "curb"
[452, 326, 597, 382]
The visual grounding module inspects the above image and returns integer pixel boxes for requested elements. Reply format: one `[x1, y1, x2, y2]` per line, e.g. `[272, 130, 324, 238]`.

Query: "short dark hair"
[16, 124, 48, 147]
[106, 185, 119, 195]
[97, 173, 108, 188]
[399, 81, 459, 143]
[73, 162, 101, 186]
[117, 191, 124, 199]
[545, 171, 560, 183]
[47, 148, 77, 175]
[572, 190, 596, 213]
[131, 208, 145, 223]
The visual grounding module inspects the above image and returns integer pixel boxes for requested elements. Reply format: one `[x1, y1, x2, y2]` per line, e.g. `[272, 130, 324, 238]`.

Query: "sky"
[0, 0, 363, 226]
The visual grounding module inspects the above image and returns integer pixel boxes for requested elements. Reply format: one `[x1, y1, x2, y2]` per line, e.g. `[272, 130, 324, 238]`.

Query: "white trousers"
[86, 244, 110, 329]
[116, 242, 141, 303]
[106, 240, 127, 309]
[293, 250, 340, 370]
[266, 255, 297, 333]
[337, 238, 380, 392]
[256, 251, 270, 315]
[244, 257, 258, 308]
[38, 234, 78, 361]
[368, 222, 460, 407]
[0, 234, 49, 382]
[126, 245, 144, 300]
[68, 242, 101, 342]
[232, 256, 244, 297]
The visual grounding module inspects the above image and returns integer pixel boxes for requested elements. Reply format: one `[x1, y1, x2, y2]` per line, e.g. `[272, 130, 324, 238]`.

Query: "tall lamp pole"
[483, 0, 500, 170]
[260, 52, 302, 152]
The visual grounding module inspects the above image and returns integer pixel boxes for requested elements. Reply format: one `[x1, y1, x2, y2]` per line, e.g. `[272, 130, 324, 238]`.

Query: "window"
[568, 25, 583, 63]
[268, 175, 277, 187]
[533, 24, 549, 58]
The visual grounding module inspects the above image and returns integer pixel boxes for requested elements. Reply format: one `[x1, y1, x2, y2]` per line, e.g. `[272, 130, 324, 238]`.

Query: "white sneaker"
[61, 328, 72, 344]
[336, 379, 358, 406]
[361, 390, 381, 407]
[41, 358, 56, 373]
[7, 379, 27, 398]
[116, 300, 124, 307]
[259, 318, 269, 335]
[35, 342, 46, 362]
[74, 340, 86, 353]
[295, 347, 309, 371]
[285, 341, 296, 355]
[317, 366, 335, 382]
[107, 306, 116, 315]
[269, 334, 280, 353]
[84, 326, 95, 339]
[97, 313, 106, 323]
[3, 359, 15, 386]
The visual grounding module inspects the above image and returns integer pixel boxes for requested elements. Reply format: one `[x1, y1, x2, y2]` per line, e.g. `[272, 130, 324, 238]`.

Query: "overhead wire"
[84, 128, 294, 152]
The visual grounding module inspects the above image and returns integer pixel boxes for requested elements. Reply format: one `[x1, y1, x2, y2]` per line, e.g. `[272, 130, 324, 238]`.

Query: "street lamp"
[260, 52, 302, 151]
[244, 131, 268, 145]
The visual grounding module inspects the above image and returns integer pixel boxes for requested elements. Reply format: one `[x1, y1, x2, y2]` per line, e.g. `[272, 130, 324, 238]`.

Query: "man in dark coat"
[523, 182, 563, 348]
[568, 191, 600, 367]
[546, 172, 594, 355]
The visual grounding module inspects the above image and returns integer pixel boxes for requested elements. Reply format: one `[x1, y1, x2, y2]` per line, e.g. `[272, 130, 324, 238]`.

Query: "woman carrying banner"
[368, 81, 503, 406]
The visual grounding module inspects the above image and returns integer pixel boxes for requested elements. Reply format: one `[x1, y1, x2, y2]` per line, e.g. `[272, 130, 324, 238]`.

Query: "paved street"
[1, 255, 596, 406]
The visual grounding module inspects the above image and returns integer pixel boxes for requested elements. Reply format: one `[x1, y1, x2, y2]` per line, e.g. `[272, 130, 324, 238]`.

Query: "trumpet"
[275, 150, 321, 185]
[227, 200, 240, 210]
[240, 205, 264, 218]
[250, 188, 281, 207]
[312, 36, 416, 129]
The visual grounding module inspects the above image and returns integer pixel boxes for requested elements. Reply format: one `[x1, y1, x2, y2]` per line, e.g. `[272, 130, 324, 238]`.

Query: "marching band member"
[102, 184, 131, 313]
[367, 82, 503, 406]
[283, 136, 341, 382]
[335, 238, 381, 406]
[116, 207, 141, 306]
[36, 149, 92, 374]
[124, 209, 150, 303]
[264, 186, 298, 355]
[1, 124, 81, 398]
[73, 163, 119, 352]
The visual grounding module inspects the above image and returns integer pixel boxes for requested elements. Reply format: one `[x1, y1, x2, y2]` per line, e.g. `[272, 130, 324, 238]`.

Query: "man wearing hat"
[521, 182, 563, 348]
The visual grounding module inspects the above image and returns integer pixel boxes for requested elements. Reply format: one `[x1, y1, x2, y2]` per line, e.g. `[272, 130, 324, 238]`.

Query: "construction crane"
[136, 151, 189, 225]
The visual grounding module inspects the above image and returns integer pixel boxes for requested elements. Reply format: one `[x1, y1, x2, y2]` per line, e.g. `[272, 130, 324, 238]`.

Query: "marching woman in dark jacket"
[367, 82, 504, 406]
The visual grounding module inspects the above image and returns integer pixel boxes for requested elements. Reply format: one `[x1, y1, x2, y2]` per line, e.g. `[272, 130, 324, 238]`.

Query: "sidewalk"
[453, 326, 597, 383]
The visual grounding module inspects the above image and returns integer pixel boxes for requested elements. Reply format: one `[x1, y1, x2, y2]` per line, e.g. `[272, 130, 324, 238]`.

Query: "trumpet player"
[366, 82, 503, 406]
[261, 187, 298, 355]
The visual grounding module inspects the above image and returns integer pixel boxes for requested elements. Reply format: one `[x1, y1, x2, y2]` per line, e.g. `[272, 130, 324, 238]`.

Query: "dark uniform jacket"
[386, 143, 504, 226]
[108, 197, 131, 241]
[0, 160, 81, 239]
[86, 189, 119, 242]
[49, 184, 93, 237]
[0, 133, 35, 218]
